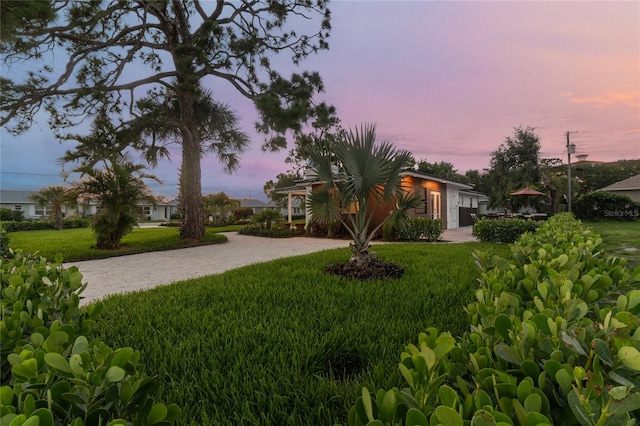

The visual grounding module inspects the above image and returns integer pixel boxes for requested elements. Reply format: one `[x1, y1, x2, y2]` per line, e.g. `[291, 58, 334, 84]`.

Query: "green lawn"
[95, 242, 511, 425]
[586, 220, 640, 269]
[8, 227, 227, 262]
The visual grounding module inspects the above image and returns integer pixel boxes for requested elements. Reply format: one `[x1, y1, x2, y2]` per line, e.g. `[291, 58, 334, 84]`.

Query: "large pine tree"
[1, 1, 332, 240]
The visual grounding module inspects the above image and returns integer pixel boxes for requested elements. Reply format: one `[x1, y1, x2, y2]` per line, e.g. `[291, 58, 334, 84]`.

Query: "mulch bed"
[324, 257, 405, 280]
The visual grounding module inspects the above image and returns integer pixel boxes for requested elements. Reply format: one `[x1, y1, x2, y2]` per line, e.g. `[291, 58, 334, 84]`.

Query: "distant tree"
[307, 124, 422, 270]
[415, 159, 465, 182]
[253, 209, 281, 230]
[573, 159, 640, 195]
[203, 192, 240, 224]
[485, 127, 542, 209]
[73, 155, 160, 250]
[30, 186, 77, 230]
[264, 172, 301, 208]
[1, 1, 332, 241]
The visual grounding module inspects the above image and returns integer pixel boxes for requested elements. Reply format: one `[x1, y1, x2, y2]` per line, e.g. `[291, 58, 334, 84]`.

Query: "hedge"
[574, 191, 639, 222]
[383, 218, 443, 242]
[1, 218, 92, 232]
[0, 252, 180, 425]
[348, 213, 640, 425]
[472, 217, 540, 243]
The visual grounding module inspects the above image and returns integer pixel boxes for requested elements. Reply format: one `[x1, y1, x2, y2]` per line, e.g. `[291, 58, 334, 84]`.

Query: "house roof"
[239, 198, 277, 208]
[399, 169, 474, 189]
[460, 189, 489, 200]
[600, 174, 640, 191]
[0, 190, 37, 203]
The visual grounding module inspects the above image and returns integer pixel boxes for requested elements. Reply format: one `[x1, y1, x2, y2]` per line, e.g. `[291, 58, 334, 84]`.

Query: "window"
[292, 207, 301, 214]
[143, 206, 151, 219]
[35, 206, 50, 216]
[14, 205, 22, 211]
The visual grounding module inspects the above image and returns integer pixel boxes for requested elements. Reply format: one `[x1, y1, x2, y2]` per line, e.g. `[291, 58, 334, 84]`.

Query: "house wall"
[402, 176, 449, 228]
[608, 189, 640, 203]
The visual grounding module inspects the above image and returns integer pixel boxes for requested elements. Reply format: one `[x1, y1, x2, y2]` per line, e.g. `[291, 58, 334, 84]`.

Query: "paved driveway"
[67, 227, 475, 304]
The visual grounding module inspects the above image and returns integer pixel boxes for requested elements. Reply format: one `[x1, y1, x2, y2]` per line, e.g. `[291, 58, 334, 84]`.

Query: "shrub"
[232, 207, 253, 221]
[574, 191, 639, 221]
[0, 208, 24, 222]
[1, 218, 91, 232]
[0, 251, 180, 425]
[238, 224, 305, 238]
[347, 213, 640, 425]
[0, 228, 8, 257]
[169, 212, 181, 220]
[384, 218, 443, 242]
[472, 217, 540, 243]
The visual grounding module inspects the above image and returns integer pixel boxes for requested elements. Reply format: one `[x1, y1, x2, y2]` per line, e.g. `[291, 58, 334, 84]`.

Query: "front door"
[430, 191, 442, 220]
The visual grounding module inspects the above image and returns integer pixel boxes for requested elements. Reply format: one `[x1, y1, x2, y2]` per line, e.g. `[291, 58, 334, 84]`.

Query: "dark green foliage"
[348, 213, 640, 426]
[0, 208, 24, 221]
[485, 127, 543, 209]
[94, 242, 509, 424]
[472, 217, 541, 243]
[0, 228, 8, 257]
[384, 218, 443, 242]
[251, 208, 282, 230]
[238, 224, 305, 238]
[1, 251, 180, 425]
[74, 155, 160, 250]
[1, 218, 91, 232]
[574, 191, 639, 222]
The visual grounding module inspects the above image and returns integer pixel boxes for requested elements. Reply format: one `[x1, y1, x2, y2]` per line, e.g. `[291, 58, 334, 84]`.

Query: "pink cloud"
[571, 91, 640, 108]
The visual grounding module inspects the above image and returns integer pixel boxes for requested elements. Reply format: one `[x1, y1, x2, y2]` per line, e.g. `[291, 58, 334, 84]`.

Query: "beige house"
[599, 174, 640, 202]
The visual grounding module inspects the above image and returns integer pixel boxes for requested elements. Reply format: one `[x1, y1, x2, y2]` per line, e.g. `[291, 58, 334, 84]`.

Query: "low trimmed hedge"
[384, 218, 443, 242]
[0, 252, 180, 425]
[472, 217, 540, 243]
[2, 218, 91, 232]
[348, 213, 640, 425]
[238, 224, 306, 238]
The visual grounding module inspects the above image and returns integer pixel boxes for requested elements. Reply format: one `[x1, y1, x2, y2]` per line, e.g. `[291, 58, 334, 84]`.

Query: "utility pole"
[566, 132, 577, 212]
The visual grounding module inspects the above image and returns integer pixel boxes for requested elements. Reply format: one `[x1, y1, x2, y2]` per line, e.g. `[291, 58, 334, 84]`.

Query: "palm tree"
[203, 192, 240, 224]
[307, 124, 422, 269]
[73, 155, 160, 250]
[30, 186, 77, 230]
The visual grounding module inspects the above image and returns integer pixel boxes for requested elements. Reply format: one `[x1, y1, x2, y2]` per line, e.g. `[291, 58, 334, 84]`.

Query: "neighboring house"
[277, 169, 485, 229]
[239, 198, 279, 215]
[0, 190, 76, 220]
[0, 190, 179, 221]
[599, 174, 640, 202]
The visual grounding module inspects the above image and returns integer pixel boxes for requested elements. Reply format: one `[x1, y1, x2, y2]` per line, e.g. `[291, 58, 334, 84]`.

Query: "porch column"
[287, 193, 293, 223]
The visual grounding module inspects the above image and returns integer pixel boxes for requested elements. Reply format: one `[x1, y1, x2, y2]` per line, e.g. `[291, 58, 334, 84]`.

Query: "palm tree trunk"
[178, 99, 205, 241]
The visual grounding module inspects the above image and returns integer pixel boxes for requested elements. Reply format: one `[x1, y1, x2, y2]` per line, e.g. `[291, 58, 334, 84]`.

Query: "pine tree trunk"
[178, 101, 205, 241]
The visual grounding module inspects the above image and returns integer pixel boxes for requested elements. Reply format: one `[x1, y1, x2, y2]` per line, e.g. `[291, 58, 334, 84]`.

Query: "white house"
[0, 189, 179, 221]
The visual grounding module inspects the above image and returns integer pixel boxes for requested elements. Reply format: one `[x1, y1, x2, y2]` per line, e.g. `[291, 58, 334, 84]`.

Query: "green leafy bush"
[472, 217, 540, 243]
[574, 191, 639, 222]
[238, 224, 305, 238]
[0, 208, 24, 222]
[384, 218, 443, 242]
[0, 227, 8, 258]
[2, 218, 91, 232]
[0, 251, 180, 425]
[348, 213, 640, 426]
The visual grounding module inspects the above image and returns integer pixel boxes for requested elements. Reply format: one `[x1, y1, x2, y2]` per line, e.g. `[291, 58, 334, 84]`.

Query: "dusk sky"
[1, 1, 639, 201]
